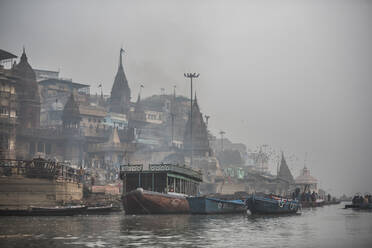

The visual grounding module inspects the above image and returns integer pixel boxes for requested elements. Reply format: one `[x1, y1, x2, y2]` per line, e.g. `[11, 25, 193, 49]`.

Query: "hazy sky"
[1, 0, 371, 195]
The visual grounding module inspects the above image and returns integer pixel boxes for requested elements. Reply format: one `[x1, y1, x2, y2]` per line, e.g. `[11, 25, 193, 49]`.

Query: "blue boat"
[246, 195, 300, 215]
[187, 196, 246, 214]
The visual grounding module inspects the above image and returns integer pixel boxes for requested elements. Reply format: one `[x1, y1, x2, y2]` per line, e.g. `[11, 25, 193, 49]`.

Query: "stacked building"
[0, 48, 213, 186]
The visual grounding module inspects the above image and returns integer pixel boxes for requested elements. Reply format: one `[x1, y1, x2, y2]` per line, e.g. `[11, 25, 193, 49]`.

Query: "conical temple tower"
[107, 127, 121, 145]
[109, 48, 131, 115]
[62, 93, 81, 129]
[183, 94, 210, 157]
[12, 48, 41, 129]
[278, 152, 294, 184]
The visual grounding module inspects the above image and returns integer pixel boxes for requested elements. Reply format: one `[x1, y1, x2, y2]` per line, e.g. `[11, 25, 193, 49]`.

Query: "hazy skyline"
[1, 0, 371, 195]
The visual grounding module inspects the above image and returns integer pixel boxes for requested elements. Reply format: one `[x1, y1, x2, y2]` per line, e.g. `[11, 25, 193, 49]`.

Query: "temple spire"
[119, 48, 124, 69]
[278, 152, 294, 184]
[20, 46, 28, 62]
[109, 48, 131, 114]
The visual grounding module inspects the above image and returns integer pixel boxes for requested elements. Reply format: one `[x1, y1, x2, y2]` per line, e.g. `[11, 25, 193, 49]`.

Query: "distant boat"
[345, 193, 372, 210]
[246, 195, 300, 214]
[187, 196, 246, 214]
[345, 203, 372, 210]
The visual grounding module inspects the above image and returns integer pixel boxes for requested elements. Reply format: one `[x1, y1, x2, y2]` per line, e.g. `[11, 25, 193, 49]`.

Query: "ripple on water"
[0, 205, 372, 248]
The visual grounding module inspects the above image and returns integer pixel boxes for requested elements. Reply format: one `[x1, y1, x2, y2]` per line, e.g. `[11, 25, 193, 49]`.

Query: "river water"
[0, 204, 371, 248]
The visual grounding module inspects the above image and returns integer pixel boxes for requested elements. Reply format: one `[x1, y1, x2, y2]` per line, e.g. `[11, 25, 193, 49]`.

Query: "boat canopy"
[120, 163, 203, 196]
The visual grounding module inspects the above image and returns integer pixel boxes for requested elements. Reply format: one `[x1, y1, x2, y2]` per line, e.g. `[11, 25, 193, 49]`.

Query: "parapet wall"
[0, 176, 83, 210]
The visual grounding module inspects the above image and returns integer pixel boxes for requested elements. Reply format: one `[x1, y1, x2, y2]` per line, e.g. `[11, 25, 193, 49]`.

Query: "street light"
[204, 115, 210, 128]
[219, 130, 226, 152]
[184, 72, 200, 166]
[170, 85, 176, 147]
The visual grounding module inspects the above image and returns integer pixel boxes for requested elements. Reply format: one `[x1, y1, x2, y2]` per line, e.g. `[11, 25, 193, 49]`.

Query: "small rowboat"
[30, 205, 87, 216]
[246, 195, 300, 215]
[86, 204, 119, 214]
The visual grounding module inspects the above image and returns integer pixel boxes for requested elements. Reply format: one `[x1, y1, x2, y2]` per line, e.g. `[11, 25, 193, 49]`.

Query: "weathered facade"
[0, 49, 18, 160]
[0, 159, 83, 210]
[0, 47, 214, 186]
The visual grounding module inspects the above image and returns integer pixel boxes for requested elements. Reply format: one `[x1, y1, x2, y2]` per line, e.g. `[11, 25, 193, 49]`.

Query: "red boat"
[120, 164, 202, 214]
[123, 188, 190, 214]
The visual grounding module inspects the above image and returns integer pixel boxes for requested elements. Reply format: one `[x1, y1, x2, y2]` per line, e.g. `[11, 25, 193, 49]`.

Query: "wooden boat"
[187, 196, 246, 214]
[123, 188, 190, 214]
[120, 164, 203, 215]
[30, 205, 87, 216]
[85, 204, 118, 214]
[246, 195, 300, 214]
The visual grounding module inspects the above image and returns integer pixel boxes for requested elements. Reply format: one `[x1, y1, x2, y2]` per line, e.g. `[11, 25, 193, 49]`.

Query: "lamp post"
[219, 130, 225, 152]
[205, 115, 210, 128]
[171, 85, 176, 147]
[184, 72, 199, 166]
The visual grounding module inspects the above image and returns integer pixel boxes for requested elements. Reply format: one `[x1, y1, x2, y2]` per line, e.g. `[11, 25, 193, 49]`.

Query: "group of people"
[352, 194, 372, 206]
[291, 188, 319, 202]
[301, 191, 319, 202]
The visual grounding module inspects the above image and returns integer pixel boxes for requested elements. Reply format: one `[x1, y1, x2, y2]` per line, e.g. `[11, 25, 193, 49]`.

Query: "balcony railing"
[0, 158, 84, 183]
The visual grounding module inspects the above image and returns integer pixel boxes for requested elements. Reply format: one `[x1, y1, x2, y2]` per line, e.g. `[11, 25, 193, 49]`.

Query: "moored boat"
[85, 204, 119, 214]
[0, 205, 87, 216]
[30, 205, 87, 216]
[246, 195, 300, 215]
[187, 196, 246, 214]
[120, 163, 203, 214]
[345, 193, 372, 210]
[123, 188, 190, 214]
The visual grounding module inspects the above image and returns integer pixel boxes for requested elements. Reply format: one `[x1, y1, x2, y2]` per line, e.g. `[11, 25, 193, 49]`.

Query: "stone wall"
[0, 176, 83, 210]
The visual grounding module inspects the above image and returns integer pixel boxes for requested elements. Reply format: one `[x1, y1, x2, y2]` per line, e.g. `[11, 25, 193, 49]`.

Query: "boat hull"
[247, 196, 300, 215]
[86, 205, 120, 214]
[345, 203, 372, 210]
[123, 188, 190, 214]
[0, 206, 87, 216]
[187, 197, 246, 214]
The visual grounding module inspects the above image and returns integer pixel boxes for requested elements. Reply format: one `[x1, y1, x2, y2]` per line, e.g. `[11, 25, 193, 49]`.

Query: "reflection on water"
[0, 205, 371, 248]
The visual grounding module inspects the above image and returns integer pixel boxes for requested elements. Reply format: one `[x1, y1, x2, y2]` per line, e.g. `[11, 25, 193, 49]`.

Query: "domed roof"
[295, 166, 318, 184]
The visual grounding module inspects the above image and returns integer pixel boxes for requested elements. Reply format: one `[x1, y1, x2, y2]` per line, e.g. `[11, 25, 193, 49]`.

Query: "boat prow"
[123, 188, 190, 215]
